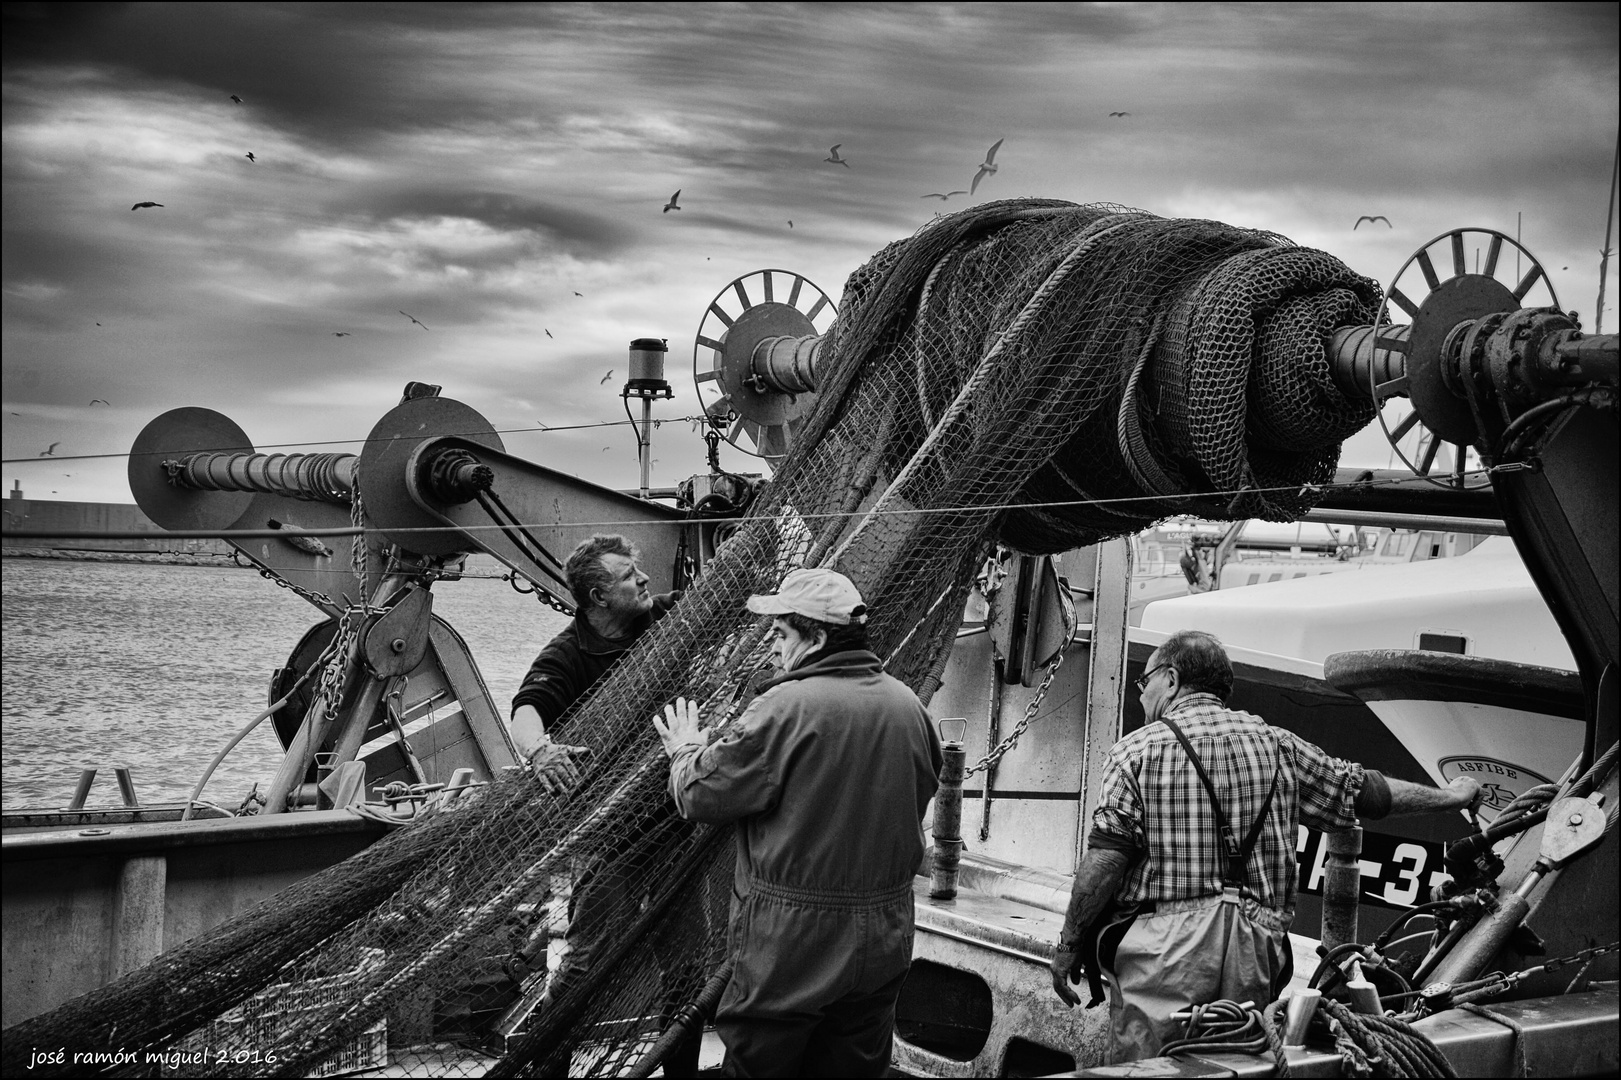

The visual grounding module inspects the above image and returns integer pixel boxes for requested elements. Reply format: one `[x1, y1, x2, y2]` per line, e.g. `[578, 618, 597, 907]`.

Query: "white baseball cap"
[746, 568, 867, 625]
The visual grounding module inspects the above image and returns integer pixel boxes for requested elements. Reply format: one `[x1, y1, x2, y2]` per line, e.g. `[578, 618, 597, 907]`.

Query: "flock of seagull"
[94, 102, 1403, 465]
[665, 137, 1013, 222]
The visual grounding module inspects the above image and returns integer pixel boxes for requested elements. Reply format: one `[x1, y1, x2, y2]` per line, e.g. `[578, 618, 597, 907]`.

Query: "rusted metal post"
[931, 719, 968, 900]
[1321, 825, 1363, 951]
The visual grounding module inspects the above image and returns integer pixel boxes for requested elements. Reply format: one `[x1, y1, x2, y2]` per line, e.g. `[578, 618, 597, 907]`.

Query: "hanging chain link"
[965, 627, 1074, 778]
[310, 605, 359, 733]
[256, 560, 338, 610]
[350, 463, 370, 605]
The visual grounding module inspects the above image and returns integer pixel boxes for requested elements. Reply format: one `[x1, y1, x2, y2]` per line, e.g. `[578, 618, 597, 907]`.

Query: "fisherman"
[1050, 629, 1482, 1062]
[510, 534, 699, 1073]
[654, 568, 942, 1077]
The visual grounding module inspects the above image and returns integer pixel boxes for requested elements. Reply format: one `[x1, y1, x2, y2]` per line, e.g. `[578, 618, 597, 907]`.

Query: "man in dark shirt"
[509, 534, 694, 1071]
[511, 534, 678, 789]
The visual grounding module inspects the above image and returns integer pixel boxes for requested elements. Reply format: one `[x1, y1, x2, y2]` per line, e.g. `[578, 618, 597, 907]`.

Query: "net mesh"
[1, 199, 1380, 1078]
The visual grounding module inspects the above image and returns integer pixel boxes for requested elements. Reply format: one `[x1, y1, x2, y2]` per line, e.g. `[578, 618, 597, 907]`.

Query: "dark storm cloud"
[3, 3, 420, 140]
[3, 2, 1615, 502]
[328, 190, 633, 257]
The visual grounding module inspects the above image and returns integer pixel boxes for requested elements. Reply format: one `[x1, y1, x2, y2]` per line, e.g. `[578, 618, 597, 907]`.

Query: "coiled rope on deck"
[1320, 999, 1458, 1079]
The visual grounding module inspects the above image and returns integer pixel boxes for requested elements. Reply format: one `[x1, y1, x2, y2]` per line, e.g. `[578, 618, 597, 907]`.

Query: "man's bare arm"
[511, 703, 589, 796]
[511, 703, 548, 760]
[1387, 775, 1481, 817]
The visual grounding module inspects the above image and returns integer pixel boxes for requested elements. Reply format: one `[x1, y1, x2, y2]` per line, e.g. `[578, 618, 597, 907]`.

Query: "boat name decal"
[1437, 756, 1552, 813]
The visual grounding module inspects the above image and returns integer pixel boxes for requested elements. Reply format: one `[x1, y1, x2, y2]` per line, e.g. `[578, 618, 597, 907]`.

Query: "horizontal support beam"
[2, 808, 392, 861]
[1300, 508, 1508, 535]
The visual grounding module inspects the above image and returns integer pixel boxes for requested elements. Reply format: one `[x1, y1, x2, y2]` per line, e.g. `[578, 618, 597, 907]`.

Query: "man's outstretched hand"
[654, 696, 706, 758]
[528, 740, 590, 796]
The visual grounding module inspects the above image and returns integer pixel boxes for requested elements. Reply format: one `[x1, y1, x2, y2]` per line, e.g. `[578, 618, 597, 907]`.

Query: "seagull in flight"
[922, 191, 968, 201]
[398, 310, 429, 330]
[230, 94, 243, 104]
[131, 202, 164, 210]
[824, 144, 850, 167]
[40, 442, 60, 457]
[787, 220, 793, 228]
[574, 291, 584, 297]
[663, 190, 681, 213]
[970, 139, 1004, 195]
[545, 329, 554, 339]
[332, 332, 351, 337]
[600, 370, 615, 384]
[1354, 215, 1392, 230]
[245, 152, 256, 163]
[1109, 111, 1131, 118]
[89, 399, 110, 406]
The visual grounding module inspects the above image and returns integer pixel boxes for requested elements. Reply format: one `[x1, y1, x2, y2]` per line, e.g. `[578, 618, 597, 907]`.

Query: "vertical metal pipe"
[113, 765, 140, 808]
[1080, 539, 1133, 834]
[1321, 825, 1363, 951]
[639, 396, 653, 499]
[979, 661, 1003, 842]
[931, 724, 968, 900]
[66, 768, 96, 810]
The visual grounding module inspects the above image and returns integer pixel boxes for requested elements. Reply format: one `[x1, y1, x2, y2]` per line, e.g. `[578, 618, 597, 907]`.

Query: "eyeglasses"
[1134, 663, 1171, 691]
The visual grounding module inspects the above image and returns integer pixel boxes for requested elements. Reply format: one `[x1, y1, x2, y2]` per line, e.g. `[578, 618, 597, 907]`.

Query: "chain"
[257, 560, 338, 610]
[350, 463, 369, 603]
[1421, 940, 1621, 1012]
[965, 624, 1075, 778]
[1540, 939, 1619, 973]
[310, 606, 359, 734]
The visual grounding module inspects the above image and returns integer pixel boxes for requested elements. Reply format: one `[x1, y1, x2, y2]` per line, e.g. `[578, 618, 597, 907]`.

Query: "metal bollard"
[1321, 825, 1363, 951]
[113, 765, 141, 808]
[930, 719, 968, 900]
[66, 768, 97, 811]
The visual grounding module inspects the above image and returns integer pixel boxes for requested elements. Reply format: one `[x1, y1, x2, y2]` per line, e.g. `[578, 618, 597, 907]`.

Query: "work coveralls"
[668, 649, 942, 1078]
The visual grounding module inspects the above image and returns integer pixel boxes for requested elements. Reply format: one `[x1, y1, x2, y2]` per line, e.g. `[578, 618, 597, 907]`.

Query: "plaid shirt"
[1091, 693, 1364, 917]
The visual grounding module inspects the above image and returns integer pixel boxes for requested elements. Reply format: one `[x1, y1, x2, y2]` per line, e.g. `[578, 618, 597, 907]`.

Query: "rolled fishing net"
[1, 199, 1379, 1077]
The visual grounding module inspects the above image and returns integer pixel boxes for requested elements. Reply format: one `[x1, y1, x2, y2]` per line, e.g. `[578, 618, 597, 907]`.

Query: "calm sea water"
[0, 558, 569, 810]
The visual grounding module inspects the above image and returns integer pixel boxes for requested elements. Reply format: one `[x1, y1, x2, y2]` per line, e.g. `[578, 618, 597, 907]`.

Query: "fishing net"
[1, 199, 1379, 1078]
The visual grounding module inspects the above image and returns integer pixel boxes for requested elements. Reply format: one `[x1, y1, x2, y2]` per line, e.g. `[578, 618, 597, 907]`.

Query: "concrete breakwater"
[1, 546, 241, 567]
[1, 494, 515, 576]
[2, 493, 236, 559]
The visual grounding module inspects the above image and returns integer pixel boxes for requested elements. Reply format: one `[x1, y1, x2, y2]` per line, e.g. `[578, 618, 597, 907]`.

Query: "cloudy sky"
[3, 2, 1616, 506]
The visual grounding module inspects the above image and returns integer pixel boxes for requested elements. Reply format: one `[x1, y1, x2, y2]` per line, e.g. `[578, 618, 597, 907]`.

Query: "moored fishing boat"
[2, 205, 1615, 1078]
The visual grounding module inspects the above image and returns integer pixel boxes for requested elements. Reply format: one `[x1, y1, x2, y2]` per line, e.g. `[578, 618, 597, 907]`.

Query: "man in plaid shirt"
[1049, 630, 1481, 1061]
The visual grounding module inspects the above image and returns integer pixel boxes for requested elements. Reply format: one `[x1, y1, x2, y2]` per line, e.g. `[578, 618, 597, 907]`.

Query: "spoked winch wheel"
[1367, 227, 1560, 489]
[692, 269, 837, 464]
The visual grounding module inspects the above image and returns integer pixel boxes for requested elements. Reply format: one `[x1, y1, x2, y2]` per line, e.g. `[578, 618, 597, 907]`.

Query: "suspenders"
[1158, 716, 1282, 891]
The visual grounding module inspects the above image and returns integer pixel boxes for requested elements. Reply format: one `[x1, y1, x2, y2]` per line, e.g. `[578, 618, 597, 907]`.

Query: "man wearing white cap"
[655, 568, 942, 1077]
